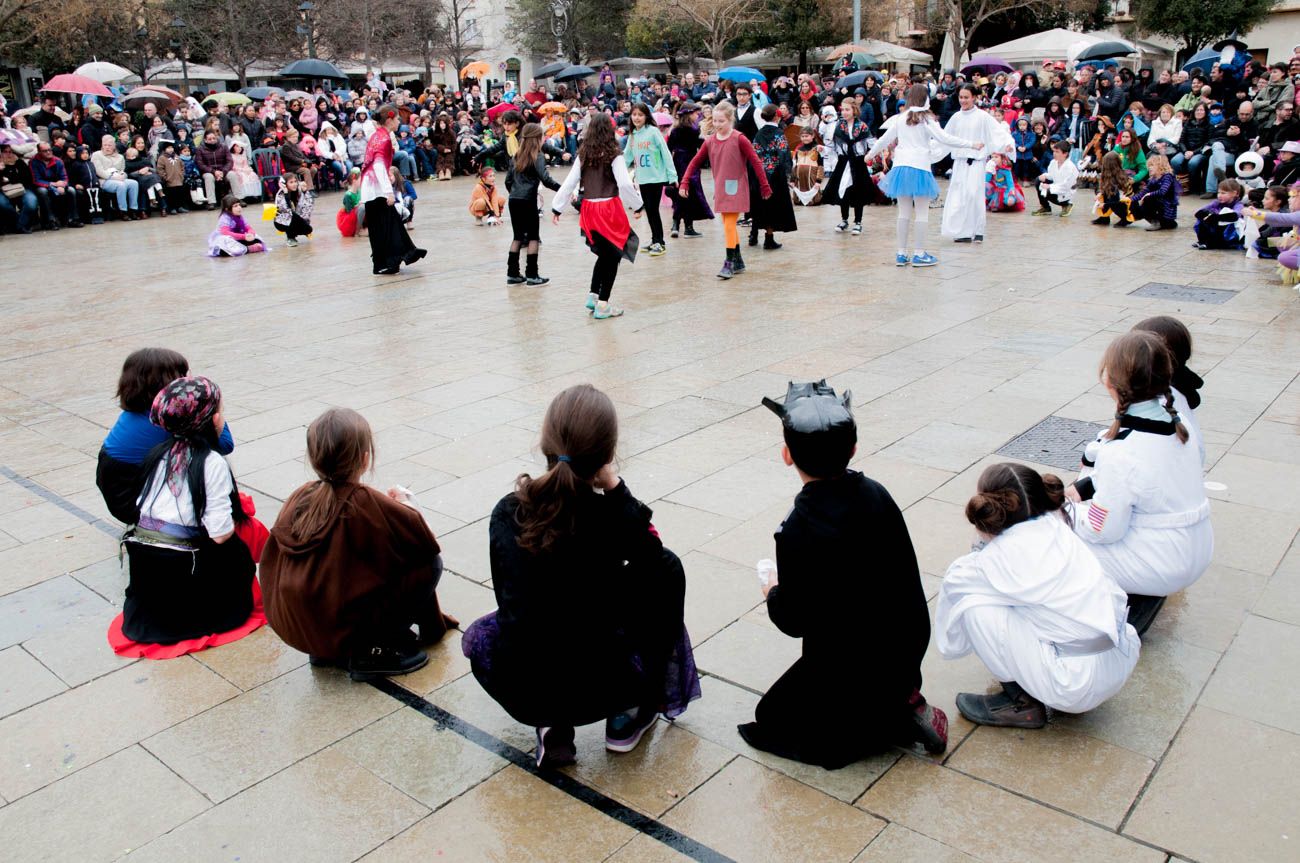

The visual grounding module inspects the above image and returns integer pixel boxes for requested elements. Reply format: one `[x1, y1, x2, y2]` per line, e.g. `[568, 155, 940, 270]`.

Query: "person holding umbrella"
[360, 104, 427, 275]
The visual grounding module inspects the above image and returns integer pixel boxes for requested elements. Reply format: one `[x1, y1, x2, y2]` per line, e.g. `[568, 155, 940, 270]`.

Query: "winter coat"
[196, 140, 233, 174]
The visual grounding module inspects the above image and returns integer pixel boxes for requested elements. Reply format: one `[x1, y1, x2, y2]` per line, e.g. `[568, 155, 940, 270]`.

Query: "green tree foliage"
[510, 0, 633, 64]
[1131, 0, 1277, 53]
[741, 0, 850, 71]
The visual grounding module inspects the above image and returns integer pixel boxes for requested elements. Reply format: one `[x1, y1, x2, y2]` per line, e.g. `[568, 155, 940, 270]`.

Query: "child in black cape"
[739, 380, 947, 769]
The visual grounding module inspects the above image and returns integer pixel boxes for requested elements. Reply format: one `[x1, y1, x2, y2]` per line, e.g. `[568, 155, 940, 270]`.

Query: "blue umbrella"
[1182, 46, 1220, 74]
[1074, 58, 1118, 69]
[718, 66, 765, 84]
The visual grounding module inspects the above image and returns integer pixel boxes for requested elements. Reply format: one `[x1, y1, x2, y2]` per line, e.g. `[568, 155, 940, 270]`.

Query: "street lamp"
[298, 2, 317, 59]
[171, 17, 190, 96]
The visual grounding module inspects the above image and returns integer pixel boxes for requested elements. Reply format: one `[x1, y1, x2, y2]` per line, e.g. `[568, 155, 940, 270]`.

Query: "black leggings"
[275, 213, 313, 239]
[840, 202, 863, 223]
[639, 182, 665, 244]
[508, 197, 540, 244]
[590, 233, 624, 301]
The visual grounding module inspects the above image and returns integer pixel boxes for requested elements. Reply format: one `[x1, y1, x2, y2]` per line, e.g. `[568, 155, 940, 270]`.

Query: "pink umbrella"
[653, 111, 673, 127]
[40, 73, 113, 98]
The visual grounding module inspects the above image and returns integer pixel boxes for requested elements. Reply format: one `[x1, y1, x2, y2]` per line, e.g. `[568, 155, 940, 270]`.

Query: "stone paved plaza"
[1, 174, 1297, 863]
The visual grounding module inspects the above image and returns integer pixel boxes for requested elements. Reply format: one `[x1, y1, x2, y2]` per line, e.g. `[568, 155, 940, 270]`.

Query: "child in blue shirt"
[98, 347, 235, 524]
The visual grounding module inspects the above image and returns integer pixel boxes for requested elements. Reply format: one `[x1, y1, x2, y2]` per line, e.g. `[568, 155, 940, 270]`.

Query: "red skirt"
[579, 197, 638, 262]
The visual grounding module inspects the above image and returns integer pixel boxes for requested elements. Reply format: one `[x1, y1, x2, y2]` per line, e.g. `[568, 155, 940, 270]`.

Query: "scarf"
[148, 376, 222, 497]
[362, 126, 394, 183]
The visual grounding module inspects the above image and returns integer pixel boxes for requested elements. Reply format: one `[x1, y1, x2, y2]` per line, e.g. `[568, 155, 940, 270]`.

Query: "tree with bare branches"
[660, 0, 765, 65]
[935, 0, 1098, 68]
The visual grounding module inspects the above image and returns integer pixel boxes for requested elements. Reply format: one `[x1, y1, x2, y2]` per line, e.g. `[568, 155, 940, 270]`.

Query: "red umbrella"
[486, 102, 513, 121]
[40, 73, 113, 98]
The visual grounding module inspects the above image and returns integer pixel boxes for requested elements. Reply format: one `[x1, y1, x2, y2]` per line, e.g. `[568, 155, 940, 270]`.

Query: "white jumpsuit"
[935, 513, 1140, 714]
[1074, 405, 1213, 596]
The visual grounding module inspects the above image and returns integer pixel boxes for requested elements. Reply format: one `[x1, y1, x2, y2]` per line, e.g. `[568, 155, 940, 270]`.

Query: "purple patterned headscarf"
[149, 376, 222, 496]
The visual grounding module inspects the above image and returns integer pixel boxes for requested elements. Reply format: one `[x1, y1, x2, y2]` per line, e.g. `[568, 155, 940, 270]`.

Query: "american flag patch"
[1087, 503, 1109, 532]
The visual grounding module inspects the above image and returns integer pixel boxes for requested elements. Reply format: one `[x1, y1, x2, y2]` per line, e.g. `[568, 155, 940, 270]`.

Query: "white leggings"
[896, 195, 930, 254]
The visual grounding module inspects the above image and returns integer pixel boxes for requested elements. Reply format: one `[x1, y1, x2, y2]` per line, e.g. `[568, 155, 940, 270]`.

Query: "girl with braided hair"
[1065, 331, 1214, 636]
[936, 463, 1140, 728]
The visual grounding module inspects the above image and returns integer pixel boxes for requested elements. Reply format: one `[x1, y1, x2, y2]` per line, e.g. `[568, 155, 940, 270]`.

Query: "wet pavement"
[0, 173, 1296, 862]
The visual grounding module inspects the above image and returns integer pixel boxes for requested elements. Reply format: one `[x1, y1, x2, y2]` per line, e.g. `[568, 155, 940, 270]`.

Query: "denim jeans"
[101, 177, 140, 210]
[394, 150, 417, 181]
[1170, 151, 1206, 190]
[0, 189, 39, 230]
[1204, 142, 1232, 194]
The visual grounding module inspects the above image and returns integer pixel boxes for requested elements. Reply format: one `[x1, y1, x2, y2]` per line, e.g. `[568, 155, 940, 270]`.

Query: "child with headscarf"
[108, 375, 268, 658]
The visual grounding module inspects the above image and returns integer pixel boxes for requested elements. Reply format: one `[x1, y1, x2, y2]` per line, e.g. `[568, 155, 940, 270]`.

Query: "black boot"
[683, 221, 701, 237]
[732, 246, 746, 274]
[347, 644, 429, 681]
[1126, 594, 1167, 638]
[763, 233, 781, 250]
[506, 250, 524, 284]
[525, 253, 548, 285]
[748, 226, 759, 247]
[955, 681, 1047, 728]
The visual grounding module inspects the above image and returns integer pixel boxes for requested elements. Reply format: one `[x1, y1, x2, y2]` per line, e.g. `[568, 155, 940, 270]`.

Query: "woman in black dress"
[666, 103, 713, 238]
[748, 104, 798, 249]
[360, 105, 427, 275]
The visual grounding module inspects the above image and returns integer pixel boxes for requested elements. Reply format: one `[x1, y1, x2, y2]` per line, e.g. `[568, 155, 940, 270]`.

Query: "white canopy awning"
[978, 28, 1174, 68]
[728, 40, 931, 70]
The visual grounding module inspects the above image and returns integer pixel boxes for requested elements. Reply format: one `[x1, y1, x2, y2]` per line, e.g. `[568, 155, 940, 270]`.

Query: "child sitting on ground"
[97, 347, 236, 525]
[207, 194, 267, 257]
[1245, 183, 1300, 284]
[469, 166, 506, 225]
[336, 167, 363, 237]
[1092, 151, 1134, 227]
[738, 380, 947, 769]
[273, 173, 315, 246]
[1193, 178, 1245, 249]
[985, 152, 1024, 212]
[1250, 185, 1289, 258]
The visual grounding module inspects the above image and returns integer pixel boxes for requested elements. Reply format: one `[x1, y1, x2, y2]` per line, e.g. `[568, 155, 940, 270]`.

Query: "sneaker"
[506, 274, 526, 284]
[907, 690, 949, 755]
[347, 645, 428, 681]
[593, 301, 624, 319]
[535, 726, 577, 769]
[647, 242, 666, 256]
[670, 227, 679, 238]
[954, 236, 973, 242]
[956, 682, 1047, 729]
[1192, 241, 1208, 249]
[717, 259, 734, 279]
[525, 276, 549, 286]
[605, 707, 659, 752]
[285, 237, 299, 247]
[738, 216, 751, 226]
[683, 227, 702, 238]
[895, 253, 910, 266]
[974, 234, 983, 243]
[911, 252, 937, 267]
[1144, 222, 1166, 232]
[585, 292, 598, 311]
[852, 223, 862, 236]
[1060, 203, 1073, 217]
[1031, 208, 1053, 216]
[835, 220, 849, 233]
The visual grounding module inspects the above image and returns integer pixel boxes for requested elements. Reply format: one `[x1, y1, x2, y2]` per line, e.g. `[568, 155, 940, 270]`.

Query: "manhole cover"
[996, 415, 1106, 471]
[1129, 283, 1237, 304]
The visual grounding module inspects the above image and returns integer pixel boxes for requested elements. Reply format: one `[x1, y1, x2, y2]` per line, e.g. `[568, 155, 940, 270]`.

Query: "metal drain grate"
[1129, 283, 1237, 304]
[996, 415, 1106, 471]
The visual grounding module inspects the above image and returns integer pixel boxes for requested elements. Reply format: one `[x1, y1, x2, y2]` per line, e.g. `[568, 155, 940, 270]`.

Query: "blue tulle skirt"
[880, 165, 940, 200]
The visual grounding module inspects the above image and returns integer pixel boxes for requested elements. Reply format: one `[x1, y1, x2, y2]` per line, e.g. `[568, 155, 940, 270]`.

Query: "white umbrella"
[74, 61, 133, 83]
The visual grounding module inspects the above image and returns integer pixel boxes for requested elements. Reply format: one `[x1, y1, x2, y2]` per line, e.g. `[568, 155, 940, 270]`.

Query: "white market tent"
[728, 40, 932, 71]
[977, 28, 1173, 69]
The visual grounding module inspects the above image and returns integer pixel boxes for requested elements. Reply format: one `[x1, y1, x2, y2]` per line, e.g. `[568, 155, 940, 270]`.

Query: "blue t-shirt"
[102, 410, 235, 464]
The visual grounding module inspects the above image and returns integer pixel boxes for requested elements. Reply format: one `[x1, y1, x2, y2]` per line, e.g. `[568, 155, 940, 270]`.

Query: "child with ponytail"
[866, 83, 983, 267]
[1066, 331, 1214, 636]
[936, 463, 1140, 729]
[1132, 316, 1205, 465]
[259, 408, 457, 681]
[462, 384, 699, 769]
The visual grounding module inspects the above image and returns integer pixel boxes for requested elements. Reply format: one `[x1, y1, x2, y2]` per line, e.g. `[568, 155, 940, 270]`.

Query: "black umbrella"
[554, 64, 595, 83]
[534, 61, 568, 80]
[1213, 31, 1248, 52]
[1075, 41, 1136, 62]
[836, 70, 881, 90]
[240, 86, 285, 101]
[279, 58, 349, 80]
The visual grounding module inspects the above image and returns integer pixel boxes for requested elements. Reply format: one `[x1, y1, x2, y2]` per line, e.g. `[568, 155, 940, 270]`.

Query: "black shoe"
[738, 216, 751, 226]
[748, 232, 759, 247]
[763, 235, 781, 250]
[683, 227, 702, 237]
[732, 249, 746, 274]
[44, 222, 61, 231]
[506, 274, 526, 284]
[535, 725, 577, 769]
[1113, 220, 1130, 228]
[17, 225, 33, 234]
[974, 234, 983, 243]
[954, 237, 973, 243]
[1126, 594, 1167, 638]
[526, 276, 549, 285]
[605, 706, 659, 752]
[67, 221, 84, 228]
[956, 681, 1047, 729]
[670, 227, 679, 238]
[347, 645, 429, 681]
[1091, 217, 1109, 225]
[376, 266, 401, 275]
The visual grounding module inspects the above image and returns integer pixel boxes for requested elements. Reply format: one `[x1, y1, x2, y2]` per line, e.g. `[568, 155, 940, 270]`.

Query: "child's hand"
[1064, 484, 1082, 504]
[551, 212, 561, 225]
[678, 185, 689, 198]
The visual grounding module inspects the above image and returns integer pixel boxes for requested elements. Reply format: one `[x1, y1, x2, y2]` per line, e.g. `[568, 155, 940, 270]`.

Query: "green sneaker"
[585, 292, 597, 311]
[593, 301, 624, 319]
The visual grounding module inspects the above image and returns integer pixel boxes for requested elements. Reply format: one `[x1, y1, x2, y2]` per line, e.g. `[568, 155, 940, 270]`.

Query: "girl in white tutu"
[866, 84, 983, 267]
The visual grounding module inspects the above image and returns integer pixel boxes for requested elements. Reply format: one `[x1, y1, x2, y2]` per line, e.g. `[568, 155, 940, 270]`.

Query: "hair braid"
[1164, 388, 1190, 443]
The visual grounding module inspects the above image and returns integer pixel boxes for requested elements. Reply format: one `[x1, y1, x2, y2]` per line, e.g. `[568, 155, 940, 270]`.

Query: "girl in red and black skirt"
[551, 114, 644, 320]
